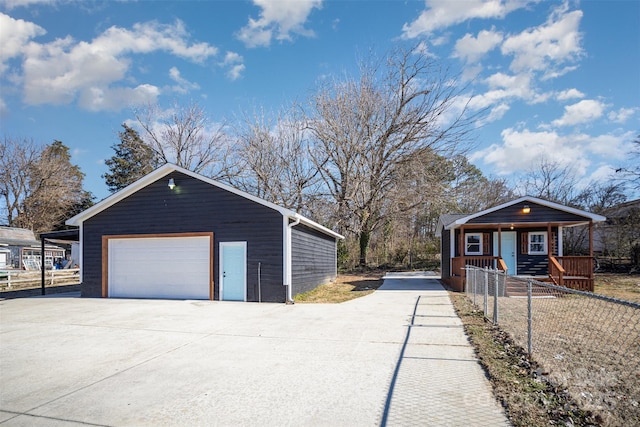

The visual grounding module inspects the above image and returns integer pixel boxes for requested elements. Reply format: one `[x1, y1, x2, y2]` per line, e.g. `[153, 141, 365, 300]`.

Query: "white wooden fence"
[0, 268, 80, 290]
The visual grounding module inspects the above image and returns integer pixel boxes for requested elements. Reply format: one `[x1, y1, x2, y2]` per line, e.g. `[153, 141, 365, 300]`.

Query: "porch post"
[41, 238, 46, 295]
[589, 221, 594, 258]
[547, 222, 553, 268]
[497, 225, 502, 259]
[459, 225, 465, 261]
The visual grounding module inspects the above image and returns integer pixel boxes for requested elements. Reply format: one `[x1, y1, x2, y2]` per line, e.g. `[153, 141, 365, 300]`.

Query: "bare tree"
[519, 159, 579, 204]
[0, 138, 90, 232]
[616, 134, 640, 192]
[308, 46, 478, 266]
[232, 107, 321, 213]
[134, 101, 235, 179]
[0, 137, 39, 226]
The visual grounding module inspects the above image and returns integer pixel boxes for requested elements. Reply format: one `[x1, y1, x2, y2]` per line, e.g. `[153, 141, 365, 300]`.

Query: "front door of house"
[494, 231, 517, 275]
[220, 242, 246, 301]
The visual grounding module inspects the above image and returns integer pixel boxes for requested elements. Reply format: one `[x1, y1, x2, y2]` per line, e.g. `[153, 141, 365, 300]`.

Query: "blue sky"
[1, 0, 638, 202]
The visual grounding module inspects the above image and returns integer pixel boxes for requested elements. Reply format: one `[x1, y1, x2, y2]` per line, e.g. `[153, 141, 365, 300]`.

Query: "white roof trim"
[446, 196, 606, 229]
[66, 163, 344, 240]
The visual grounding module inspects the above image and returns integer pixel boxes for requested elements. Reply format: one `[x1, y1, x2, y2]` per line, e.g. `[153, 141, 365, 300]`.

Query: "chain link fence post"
[483, 267, 489, 317]
[493, 268, 499, 324]
[527, 279, 533, 356]
[465, 265, 469, 294]
[472, 267, 477, 306]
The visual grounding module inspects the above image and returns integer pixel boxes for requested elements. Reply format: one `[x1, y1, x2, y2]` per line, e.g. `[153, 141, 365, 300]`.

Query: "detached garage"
[66, 164, 343, 302]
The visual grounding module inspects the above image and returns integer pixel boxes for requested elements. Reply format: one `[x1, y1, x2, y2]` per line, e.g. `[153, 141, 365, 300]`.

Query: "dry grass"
[449, 292, 599, 426]
[293, 272, 384, 303]
[467, 273, 640, 425]
[594, 273, 640, 303]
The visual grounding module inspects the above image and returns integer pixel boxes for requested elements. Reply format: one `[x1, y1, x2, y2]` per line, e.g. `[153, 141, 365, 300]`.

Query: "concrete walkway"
[378, 273, 509, 426]
[0, 273, 509, 426]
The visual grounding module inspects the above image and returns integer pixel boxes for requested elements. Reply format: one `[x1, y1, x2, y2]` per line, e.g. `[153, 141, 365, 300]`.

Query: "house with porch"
[437, 196, 606, 292]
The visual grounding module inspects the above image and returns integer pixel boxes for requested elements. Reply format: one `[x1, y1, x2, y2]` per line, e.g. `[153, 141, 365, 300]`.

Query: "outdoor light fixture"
[522, 205, 531, 214]
[168, 178, 176, 190]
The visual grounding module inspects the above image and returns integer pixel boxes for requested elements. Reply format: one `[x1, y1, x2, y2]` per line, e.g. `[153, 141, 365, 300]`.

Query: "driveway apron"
[0, 273, 509, 426]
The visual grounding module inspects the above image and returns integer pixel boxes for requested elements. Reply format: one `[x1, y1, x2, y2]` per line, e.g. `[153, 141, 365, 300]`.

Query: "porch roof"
[436, 196, 606, 236]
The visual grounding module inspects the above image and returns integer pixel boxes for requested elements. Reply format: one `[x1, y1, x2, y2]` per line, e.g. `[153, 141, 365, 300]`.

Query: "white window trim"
[465, 233, 483, 256]
[528, 232, 547, 255]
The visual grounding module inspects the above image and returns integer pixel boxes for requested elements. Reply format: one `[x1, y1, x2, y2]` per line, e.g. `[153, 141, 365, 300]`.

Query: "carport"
[38, 228, 79, 295]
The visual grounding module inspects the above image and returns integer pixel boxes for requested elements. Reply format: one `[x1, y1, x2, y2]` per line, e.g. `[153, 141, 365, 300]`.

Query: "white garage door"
[108, 235, 211, 299]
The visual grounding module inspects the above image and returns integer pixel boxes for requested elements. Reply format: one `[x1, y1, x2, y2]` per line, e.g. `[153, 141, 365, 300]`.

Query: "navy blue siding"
[291, 223, 337, 295]
[467, 201, 589, 225]
[81, 172, 285, 302]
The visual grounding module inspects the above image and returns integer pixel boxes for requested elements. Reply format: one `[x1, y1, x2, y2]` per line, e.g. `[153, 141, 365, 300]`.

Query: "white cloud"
[0, 13, 46, 74]
[485, 102, 510, 122]
[453, 28, 503, 62]
[608, 107, 636, 124]
[470, 128, 633, 178]
[12, 19, 217, 111]
[585, 132, 633, 160]
[469, 72, 536, 110]
[551, 99, 605, 127]
[237, 0, 322, 48]
[220, 51, 245, 81]
[0, 0, 57, 9]
[470, 127, 591, 176]
[402, 0, 530, 39]
[168, 67, 200, 94]
[556, 88, 584, 101]
[78, 84, 160, 112]
[501, 4, 583, 79]
[94, 20, 217, 63]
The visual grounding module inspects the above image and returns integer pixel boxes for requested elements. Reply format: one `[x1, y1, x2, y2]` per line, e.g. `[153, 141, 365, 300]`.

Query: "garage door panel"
[108, 236, 211, 299]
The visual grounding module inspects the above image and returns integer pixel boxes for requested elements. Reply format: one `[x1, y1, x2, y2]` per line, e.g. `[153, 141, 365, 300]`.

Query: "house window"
[465, 233, 483, 255]
[528, 232, 547, 255]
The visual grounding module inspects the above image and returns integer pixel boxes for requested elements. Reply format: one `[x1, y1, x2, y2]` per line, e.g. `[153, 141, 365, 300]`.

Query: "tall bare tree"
[1, 139, 91, 232]
[134, 101, 235, 179]
[616, 134, 640, 192]
[0, 137, 39, 226]
[308, 46, 478, 266]
[232, 107, 321, 213]
[519, 159, 579, 205]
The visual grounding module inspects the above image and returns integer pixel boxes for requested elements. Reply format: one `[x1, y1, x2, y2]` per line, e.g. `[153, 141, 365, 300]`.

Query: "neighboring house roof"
[66, 163, 344, 240]
[0, 226, 40, 247]
[601, 198, 640, 219]
[436, 196, 607, 237]
[436, 214, 467, 236]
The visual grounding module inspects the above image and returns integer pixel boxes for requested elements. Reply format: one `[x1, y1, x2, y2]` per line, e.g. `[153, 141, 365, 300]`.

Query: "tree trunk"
[359, 230, 371, 267]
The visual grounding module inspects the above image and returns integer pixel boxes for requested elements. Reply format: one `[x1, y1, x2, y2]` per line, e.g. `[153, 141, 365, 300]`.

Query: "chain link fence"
[464, 266, 640, 425]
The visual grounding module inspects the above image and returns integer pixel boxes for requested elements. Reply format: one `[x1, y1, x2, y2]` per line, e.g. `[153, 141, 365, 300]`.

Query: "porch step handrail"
[549, 256, 565, 287]
[497, 258, 508, 273]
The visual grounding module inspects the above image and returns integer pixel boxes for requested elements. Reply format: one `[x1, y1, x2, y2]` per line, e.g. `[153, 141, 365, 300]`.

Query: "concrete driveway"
[0, 273, 508, 426]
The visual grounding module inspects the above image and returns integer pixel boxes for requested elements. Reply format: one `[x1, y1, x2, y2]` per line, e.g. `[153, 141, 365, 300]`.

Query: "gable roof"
[437, 196, 606, 234]
[66, 163, 343, 240]
[0, 226, 39, 246]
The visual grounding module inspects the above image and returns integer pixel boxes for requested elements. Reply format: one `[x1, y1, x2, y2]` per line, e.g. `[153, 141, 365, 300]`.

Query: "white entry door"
[494, 231, 517, 275]
[220, 242, 246, 301]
